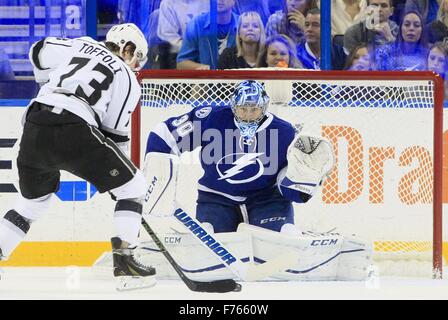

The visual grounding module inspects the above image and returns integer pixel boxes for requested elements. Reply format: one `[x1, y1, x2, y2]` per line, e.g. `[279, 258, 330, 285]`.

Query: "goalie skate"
[111, 237, 157, 291]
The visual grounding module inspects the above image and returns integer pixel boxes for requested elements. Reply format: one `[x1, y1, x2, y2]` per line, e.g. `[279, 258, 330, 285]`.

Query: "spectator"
[266, 0, 317, 45]
[426, 41, 448, 97]
[390, 0, 407, 23]
[98, 0, 119, 24]
[331, 0, 368, 36]
[257, 34, 303, 68]
[297, 8, 347, 69]
[427, 0, 448, 44]
[233, 0, 271, 25]
[118, 0, 161, 25]
[269, 0, 284, 14]
[344, 0, 398, 54]
[335, 43, 378, 100]
[375, 10, 428, 70]
[344, 43, 374, 69]
[177, 0, 238, 70]
[427, 41, 448, 74]
[218, 11, 266, 69]
[405, 0, 440, 23]
[0, 48, 14, 80]
[157, 0, 210, 58]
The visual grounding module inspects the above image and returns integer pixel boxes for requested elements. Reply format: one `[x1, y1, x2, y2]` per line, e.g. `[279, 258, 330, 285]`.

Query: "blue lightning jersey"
[146, 105, 296, 202]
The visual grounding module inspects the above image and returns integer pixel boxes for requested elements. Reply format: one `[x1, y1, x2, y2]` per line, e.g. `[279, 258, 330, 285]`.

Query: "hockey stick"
[141, 154, 241, 293]
[141, 218, 241, 293]
[173, 207, 299, 282]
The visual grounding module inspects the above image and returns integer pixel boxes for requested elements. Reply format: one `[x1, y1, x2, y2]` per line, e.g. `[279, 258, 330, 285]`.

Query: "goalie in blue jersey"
[144, 80, 335, 233]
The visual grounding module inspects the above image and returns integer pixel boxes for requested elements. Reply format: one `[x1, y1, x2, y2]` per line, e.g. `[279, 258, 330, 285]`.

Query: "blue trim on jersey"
[146, 131, 173, 154]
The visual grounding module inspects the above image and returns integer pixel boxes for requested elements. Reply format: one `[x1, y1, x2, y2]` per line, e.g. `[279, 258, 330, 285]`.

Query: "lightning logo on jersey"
[217, 153, 264, 184]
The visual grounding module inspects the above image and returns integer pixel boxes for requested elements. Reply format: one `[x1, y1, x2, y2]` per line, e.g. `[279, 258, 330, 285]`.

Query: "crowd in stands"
[148, 0, 448, 88]
[0, 0, 447, 95]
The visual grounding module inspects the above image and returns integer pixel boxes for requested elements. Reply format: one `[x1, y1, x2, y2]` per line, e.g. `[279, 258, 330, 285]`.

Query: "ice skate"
[111, 237, 156, 291]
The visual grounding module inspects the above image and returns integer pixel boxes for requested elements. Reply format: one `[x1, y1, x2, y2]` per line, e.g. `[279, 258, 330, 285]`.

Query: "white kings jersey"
[28, 37, 141, 139]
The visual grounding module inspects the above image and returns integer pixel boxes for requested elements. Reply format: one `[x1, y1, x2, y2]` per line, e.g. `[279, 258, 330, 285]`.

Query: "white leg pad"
[336, 236, 373, 281]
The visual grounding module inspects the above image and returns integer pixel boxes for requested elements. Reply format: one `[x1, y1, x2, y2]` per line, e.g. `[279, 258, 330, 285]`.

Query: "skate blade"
[115, 275, 157, 291]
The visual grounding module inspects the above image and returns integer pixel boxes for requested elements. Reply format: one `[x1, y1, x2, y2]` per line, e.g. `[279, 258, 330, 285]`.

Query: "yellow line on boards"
[0, 242, 111, 267]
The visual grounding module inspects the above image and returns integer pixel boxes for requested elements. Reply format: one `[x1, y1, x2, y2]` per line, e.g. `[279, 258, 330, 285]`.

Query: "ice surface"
[0, 267, 447, 300]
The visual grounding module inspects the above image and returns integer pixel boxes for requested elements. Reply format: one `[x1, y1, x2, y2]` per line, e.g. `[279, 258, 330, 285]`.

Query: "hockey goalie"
[138, 80, 373, 282]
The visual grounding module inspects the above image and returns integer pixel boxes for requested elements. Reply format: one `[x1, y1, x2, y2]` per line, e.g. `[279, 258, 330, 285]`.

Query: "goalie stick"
[141, 219, 242, 293]
[142, 154, 240, 292]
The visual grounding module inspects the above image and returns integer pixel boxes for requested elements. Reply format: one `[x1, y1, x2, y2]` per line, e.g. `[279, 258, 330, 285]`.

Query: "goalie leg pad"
[336, 236, 373, 281]
[142, 152, 177, 217]
[241, 223, 372, 281]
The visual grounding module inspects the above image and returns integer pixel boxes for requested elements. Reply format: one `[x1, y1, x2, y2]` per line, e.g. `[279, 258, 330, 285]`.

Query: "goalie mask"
[231, 80, 270, 140]
[106, 23, 148, 71]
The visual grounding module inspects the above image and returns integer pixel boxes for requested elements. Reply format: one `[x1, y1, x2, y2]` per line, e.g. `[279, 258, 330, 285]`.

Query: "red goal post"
[132, 70, 444, 278]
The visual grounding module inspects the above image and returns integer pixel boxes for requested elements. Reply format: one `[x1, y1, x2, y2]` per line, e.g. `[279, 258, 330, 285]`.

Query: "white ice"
[1, 267, 448, 300]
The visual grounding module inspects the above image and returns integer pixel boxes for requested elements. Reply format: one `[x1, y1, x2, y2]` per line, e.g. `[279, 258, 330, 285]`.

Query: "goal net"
[133, 70, 445, 278]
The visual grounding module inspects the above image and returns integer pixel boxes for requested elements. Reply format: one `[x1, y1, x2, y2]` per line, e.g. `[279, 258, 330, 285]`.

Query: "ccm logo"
[164, 236, 181, 244]
[260, 217, 287, 224]
[310, 239, 338, 246]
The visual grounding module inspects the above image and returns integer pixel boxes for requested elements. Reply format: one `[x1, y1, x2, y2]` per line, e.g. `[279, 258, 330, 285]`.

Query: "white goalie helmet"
[230, 80, 270, 140]
[106, 23, 148, 70]
[231, 80, 270, 125]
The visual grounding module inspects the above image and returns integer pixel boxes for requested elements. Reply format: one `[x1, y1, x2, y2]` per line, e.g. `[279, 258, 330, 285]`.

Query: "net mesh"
[138, 73, 442, 276]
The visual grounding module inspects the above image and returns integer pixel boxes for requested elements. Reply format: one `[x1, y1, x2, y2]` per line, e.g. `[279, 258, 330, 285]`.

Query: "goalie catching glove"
[278, 134, 335, 203]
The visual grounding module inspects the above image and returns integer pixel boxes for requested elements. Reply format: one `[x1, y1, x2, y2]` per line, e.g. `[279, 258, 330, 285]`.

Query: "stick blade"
[244, 251, 299, 281]
[189, 279, 242, 293]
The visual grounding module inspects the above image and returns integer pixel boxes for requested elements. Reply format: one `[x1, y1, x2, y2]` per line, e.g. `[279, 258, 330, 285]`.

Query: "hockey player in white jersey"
[0, 23, 155, 290]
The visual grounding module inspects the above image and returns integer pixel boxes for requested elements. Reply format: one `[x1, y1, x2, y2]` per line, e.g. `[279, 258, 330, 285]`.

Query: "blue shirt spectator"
[296, 9, 346, 70]
[233, 0, 271, 25]
[266, 0, 317, 45]
[157, 0, 210, 55]
[405, 0, 439, 23]
[177, 1, 238, 70]
[375, 10, 428, 70]
[427, 0, 448, 44]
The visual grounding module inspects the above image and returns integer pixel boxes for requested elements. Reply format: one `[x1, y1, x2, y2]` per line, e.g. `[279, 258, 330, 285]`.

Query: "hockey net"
[133, 70, 445, 278]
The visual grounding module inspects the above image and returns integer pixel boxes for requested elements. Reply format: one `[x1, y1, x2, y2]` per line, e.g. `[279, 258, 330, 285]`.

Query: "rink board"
[0, 105, 447, 266]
